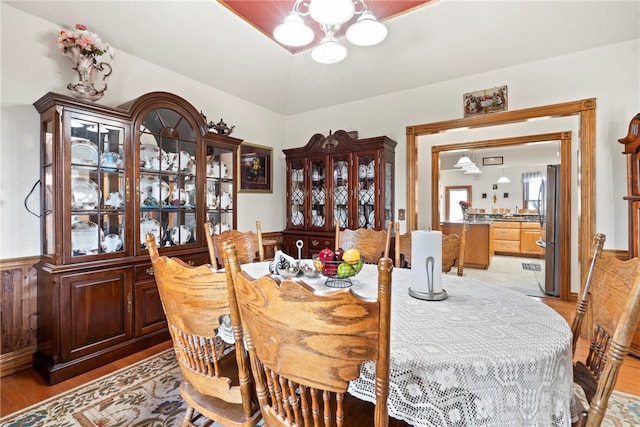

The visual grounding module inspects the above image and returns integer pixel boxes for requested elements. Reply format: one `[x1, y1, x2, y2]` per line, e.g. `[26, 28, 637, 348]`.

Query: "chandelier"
[273, 0, 388, 64]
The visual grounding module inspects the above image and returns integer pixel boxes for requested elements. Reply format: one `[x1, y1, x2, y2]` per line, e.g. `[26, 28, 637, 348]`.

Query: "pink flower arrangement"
[459, 200, 472, 208]
[57, 24, 113, 59]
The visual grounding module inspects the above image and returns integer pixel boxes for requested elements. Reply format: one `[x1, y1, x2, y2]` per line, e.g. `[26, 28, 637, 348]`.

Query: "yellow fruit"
[314, 257, 324, 272]
[342, 248, 361, 265]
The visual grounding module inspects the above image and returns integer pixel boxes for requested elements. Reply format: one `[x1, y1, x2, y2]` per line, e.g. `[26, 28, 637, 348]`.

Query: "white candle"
[411, 230, 443, 294]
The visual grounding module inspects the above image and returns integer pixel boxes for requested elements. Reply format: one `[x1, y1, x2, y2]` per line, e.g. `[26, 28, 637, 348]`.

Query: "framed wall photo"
[483, 156, 503, 166]
[239, 142, 272, 193]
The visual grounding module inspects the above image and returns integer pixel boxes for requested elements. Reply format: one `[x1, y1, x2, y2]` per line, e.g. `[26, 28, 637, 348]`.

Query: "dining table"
[241, 260, 575, 427]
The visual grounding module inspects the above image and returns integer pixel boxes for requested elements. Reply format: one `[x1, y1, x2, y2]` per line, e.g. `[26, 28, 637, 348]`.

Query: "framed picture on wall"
[239, 142, 272, 193]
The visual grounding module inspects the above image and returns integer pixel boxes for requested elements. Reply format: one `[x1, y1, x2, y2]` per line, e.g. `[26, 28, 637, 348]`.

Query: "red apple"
[323, 264, 337, 276]
[334, 247, 344, 261]
[319, 248, 335, 262]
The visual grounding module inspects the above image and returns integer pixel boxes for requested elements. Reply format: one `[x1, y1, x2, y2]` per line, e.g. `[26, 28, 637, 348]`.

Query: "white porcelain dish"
[72, 177, 100, 209]
[170, 225, 191, 245]
[140, 144, 169, 170]
[291, 210, 304, 226]
[71, 139, 99, 166]
[101, 233, 123, 253]
[169, 188, 189, 206]
[100, 152, 122, 169]
[213, 222, 231, 234]
[72, 220, 102, 254]
[139, 175, 169, 206]
[140, 217, 162, 247]
[104, 191, 124, 208]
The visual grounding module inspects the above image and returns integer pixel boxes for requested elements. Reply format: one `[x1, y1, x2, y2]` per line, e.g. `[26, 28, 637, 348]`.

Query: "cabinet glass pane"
[357, 155, 376, 229]
[385, 161, 393, 224]
[310, 160, 326, 228]
[290, 161, 305, 227]
[332, 158, 348, 228]
[70, 118, 126, 257]
[206, 144, 234, 234]
[44, 120, 53, 165]
[139, 108, 198, 249]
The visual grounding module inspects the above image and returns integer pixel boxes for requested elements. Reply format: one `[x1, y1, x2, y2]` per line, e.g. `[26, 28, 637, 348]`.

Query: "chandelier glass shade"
[273, 0, 387, 64]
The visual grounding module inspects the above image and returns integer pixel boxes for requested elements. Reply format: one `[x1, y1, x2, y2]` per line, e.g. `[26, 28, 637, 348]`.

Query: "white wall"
[2, 4, 639, 264]
[284, 39, 640, 255]
[0, 4, 285, 258]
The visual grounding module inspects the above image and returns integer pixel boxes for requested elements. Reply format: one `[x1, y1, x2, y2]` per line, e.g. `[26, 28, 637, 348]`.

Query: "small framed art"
[482, 156, 503, 166]
[239, 142, 272, 193]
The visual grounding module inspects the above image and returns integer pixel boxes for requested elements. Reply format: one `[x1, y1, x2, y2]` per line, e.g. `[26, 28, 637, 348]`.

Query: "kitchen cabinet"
[283, 130, 396, 258]
[618, 112, 640, 357]
[441, 222, 493, 269]
[33, 91, 241, 384]
[493, 221, 521, 254]
[520, 222, 544, 256]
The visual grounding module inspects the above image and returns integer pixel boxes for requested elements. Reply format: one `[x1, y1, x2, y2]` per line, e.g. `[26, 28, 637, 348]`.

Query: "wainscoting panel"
[1, 257, 39, 377]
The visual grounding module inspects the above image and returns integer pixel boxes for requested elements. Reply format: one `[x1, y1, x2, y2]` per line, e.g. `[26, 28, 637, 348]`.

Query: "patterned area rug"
[1, 349, 638, 426]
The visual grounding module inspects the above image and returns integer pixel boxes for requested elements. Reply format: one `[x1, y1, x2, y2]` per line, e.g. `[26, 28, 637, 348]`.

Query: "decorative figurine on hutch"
[208, 118, 235, 135]
[57, 24, 114, 101]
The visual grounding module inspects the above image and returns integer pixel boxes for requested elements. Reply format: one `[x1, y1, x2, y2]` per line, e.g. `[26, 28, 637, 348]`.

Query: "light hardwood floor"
[1, 298, 639, 417]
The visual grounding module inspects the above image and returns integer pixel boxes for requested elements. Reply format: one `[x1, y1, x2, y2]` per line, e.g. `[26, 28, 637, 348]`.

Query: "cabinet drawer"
[494, 240, 520, 253]
[135, 254, 206, 281]
[493, 228, 520, 241]
[492, 221, 521, 229]
[521, 222, 542, 230]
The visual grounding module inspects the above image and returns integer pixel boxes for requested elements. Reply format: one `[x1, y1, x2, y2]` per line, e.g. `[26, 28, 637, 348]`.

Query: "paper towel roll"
[411, 230, 443, 294]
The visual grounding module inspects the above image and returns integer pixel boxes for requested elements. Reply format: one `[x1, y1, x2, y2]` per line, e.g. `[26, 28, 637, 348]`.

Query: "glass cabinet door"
[205, 143, 235, 234]
[331, 156, 350, 229]
[355, 153, 377, 229]
[68, 114, 127, 258]
[289, 159, 306, 228]
[309, 158, 326, 229]
[138, 108, 198, 250]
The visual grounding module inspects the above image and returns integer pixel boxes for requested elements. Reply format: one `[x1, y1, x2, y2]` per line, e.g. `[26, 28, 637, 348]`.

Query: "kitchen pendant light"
[273, 0, 387, 64]
[497, 168, 511, 183]
[454, 155, 474, 168]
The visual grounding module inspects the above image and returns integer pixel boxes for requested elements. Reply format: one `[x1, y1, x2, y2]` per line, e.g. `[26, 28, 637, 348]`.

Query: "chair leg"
[181, 406, 195, 427]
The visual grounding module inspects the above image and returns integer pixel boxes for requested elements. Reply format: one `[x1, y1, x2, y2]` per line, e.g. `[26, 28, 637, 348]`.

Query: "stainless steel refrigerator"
[537, 164, 560, 296]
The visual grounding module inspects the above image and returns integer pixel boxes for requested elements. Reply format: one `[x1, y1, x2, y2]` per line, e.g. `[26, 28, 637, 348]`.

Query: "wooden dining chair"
[335, 219, 393, 264]
[570, 237, 640, 426]
[570, 233, 606, 356]
[205, 220, 265, 269]
[224, 241, 406, 426]
[146, 234, 261, 427]
[395, 223, 467, 276]
[442, 224, 467, 276]
[394, 222, 412, 269]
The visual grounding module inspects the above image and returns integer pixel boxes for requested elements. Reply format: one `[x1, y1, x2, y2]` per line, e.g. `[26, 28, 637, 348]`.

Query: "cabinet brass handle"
[127, 294, 132, 313]
[125, 177, 130, 203]
[325, 241, 331, 246]
[146, 267, 154, 276]
[311, 239, 319, 246]
[187, 260, 194, 266]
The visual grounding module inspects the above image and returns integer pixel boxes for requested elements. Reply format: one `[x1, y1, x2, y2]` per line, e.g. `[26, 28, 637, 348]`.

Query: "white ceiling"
[6, 0, 639, 115]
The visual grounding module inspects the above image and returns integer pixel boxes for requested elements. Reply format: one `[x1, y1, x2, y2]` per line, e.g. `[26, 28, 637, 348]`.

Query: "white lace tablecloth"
[242, 262, 574, 427]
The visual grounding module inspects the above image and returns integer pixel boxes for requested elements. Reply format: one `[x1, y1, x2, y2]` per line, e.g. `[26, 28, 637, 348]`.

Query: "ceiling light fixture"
[453, 155, 474, 168]
[497, 168, 511, 183]
[273, 0, 388, 64]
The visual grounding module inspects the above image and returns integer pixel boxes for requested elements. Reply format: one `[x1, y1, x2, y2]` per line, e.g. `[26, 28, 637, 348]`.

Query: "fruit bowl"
[313, 254, 364, 288]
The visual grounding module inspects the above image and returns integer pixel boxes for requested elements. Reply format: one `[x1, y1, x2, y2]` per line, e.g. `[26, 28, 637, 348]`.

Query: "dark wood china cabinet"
[618, 112, 640, 357]
[283, 130, 396, 258]
[33, 91, 241, 384]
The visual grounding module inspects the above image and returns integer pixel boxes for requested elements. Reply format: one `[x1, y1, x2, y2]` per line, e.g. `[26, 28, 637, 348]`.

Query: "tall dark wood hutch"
[283, 130, 396, 258]
[33, 91, 241, 384]
[619, 112, 640, 357]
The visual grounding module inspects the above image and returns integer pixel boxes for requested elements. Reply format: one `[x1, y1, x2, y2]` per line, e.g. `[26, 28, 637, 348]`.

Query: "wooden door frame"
[406, 98, 596, 302]
[432, 132, 571, 300]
